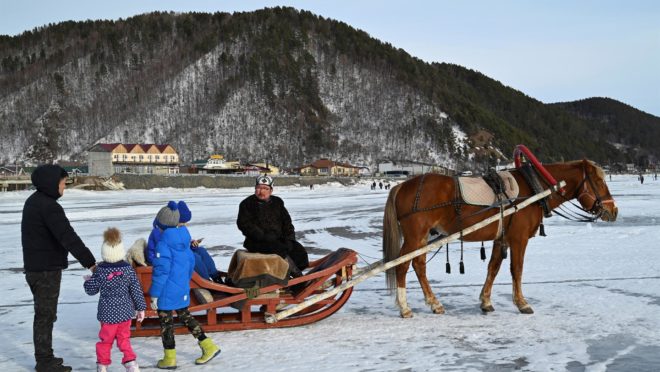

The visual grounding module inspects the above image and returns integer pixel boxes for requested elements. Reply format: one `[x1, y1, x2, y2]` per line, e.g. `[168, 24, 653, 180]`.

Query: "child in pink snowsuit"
[84, 228, 146, 372]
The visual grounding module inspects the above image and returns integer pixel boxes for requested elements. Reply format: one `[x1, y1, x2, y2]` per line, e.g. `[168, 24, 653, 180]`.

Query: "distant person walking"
[379, 181, 383, 190]
[640, 173, 645, 184]
[22, 164, 97, 372]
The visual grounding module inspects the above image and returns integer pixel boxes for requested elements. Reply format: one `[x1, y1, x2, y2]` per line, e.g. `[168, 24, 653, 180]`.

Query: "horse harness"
[398, 172, 515, 221]
[397, 172, 518, 267]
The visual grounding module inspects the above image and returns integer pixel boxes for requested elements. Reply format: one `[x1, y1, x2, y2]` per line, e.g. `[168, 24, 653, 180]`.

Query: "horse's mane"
[562, 160, 605, 180]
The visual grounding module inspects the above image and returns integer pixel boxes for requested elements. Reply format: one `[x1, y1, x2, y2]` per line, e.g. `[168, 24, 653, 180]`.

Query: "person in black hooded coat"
[237, 175, 309, 275]
[22, 164, 97, 372]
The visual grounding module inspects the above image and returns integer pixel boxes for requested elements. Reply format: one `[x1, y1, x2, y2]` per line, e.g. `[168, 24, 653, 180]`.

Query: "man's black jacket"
[22, 165, 96, 272]
[236, 194, 295, 256]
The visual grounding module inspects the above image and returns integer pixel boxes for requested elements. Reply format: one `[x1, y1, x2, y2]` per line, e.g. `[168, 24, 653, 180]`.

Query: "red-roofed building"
[299, 159, 360, 177]
[87, 143, 180, 176]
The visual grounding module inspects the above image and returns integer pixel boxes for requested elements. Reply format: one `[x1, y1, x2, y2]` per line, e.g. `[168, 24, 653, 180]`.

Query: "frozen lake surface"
[1, 175, 659, 371]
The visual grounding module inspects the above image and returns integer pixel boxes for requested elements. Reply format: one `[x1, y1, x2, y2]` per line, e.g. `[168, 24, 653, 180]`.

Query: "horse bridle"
[557, 162, 615, 221]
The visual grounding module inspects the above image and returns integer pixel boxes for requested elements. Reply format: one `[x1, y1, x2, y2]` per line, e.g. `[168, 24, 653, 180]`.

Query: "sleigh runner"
[131, 248, 357, 336]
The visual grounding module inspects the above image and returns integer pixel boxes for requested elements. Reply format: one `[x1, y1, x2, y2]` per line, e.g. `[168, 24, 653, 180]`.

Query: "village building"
[378, 160, 449, 177]
[243, 164, 272, 176]
[87, 143, 180, 176]
[357, 166, 372, 177]
[0, 164, 32, 191]
[55, 160, 87, 176]
[191, 154, 243, 174]
[249, 162, 280, 175]
[299, 159, 360, 177]
[0, 164, 27, 176]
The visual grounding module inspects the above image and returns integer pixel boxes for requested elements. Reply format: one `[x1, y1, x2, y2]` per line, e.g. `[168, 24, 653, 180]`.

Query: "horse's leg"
[395, 242, 415, 318]
[509, 238, 534, 314]
[479, 240, 504, 312]
[411, 254, 445, 314]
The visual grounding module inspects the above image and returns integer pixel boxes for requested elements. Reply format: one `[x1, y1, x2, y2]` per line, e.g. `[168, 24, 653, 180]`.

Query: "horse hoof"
[432, 304, 445, 314]
[481, 304, 495, 313]
[519, 305, 534, 314]
[400, 309, 413, 318]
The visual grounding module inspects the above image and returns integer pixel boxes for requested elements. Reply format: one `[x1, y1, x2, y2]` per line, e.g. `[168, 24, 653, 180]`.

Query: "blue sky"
[2, 0, 659, 117]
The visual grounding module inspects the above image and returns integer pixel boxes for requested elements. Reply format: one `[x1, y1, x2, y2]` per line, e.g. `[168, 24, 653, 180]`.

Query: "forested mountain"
[1, 7, 658, 169]
[552, 98, 660, 167]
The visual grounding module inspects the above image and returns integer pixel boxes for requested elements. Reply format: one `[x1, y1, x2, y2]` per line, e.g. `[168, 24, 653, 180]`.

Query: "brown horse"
[383, 160, 618, 318]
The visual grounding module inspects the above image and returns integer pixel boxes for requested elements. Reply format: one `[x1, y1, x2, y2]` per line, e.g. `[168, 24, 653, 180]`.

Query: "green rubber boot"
[157, 349, 177, 370]
[195, 338, 221, 365]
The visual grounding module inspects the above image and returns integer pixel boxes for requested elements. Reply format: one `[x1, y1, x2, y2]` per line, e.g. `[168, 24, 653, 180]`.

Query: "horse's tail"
[383, 183, 403, 293]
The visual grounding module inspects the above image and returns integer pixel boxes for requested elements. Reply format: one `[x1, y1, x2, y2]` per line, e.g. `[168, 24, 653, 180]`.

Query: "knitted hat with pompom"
[178, 200, 192, 223]
[155, 201, 180, 230]
[101, 227, 125, 263]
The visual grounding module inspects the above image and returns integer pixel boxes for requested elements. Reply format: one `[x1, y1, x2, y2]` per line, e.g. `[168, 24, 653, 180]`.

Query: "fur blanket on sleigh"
[227, 249, 289, 288]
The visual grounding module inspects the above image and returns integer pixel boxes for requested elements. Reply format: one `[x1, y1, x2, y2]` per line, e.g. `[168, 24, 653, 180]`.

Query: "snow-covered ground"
[1, 175, 659, 371]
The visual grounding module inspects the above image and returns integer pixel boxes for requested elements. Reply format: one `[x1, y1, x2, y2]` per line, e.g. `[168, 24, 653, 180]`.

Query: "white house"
[87, 143, 180, 176]
[378, 160, 448, 177]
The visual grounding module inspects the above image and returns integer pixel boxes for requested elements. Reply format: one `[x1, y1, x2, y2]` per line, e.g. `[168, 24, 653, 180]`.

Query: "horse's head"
[575, 160, 618, 221]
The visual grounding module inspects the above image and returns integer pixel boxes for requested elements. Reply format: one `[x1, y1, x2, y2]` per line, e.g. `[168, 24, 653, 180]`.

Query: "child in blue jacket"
[84, 227, 146, 372]
[145, 201, 221, 283]
[177, 200, 223, 283]
[148, 201, 221, 369]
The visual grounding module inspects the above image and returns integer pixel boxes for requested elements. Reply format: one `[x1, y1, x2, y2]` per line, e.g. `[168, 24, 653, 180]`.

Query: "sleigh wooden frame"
[131, 248, 357, 337]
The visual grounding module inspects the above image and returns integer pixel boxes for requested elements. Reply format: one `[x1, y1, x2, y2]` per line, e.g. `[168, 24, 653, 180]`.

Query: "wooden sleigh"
[131, 248, 357, 337]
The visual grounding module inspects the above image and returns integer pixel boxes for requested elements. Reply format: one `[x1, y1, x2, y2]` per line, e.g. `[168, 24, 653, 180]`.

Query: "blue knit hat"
[155, 201, 180, 230]
[178, 201, 192, 223]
